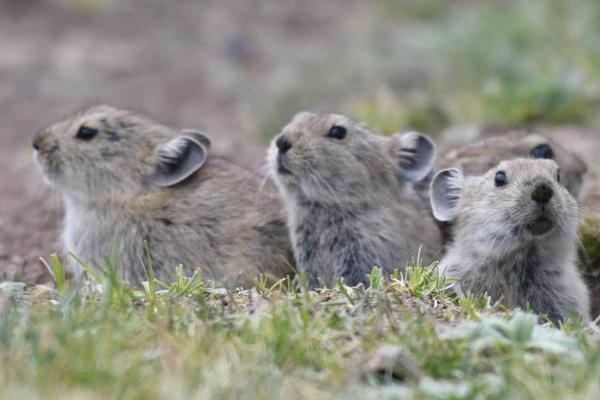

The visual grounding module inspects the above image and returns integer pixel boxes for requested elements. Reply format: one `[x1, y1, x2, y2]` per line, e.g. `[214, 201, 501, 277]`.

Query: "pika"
[268, 112, 442, 287]
[33, 105, 293, 287]
[438, 131, 588, 198]
[434, 131, 589, 245]
[431, 158, 590, 323]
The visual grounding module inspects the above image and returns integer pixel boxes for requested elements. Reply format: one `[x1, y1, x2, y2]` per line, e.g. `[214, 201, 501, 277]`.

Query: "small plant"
[456, 295, 488, 320]
[402, 263, 451, 299]
[68, 251, 102, 282]
[368, 267, 384, 291]
[40, 253, 67, 295]
[140, 240, 158, 302]
[68, 240, 136, 308]
[156, 265, 206, 298]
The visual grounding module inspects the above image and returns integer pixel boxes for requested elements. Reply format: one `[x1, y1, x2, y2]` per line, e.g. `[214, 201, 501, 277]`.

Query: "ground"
[1, 266, 599, 400]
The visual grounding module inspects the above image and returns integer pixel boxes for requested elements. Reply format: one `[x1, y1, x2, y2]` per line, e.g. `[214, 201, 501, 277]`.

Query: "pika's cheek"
[267, 145, 277, 163]
[35, 149, 64, 181]
[33, 148, 50, 167]
[33, 151, 48, 175]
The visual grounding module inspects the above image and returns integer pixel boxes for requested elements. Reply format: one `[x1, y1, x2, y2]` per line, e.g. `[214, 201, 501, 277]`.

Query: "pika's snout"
[274, 134, 293, 175]
[276, 135, 292, 154]
[32, 130, 48, 151]
[531, 182, 554, 205]
[526, 181, 559, 236]
[32, 129, 59, 157]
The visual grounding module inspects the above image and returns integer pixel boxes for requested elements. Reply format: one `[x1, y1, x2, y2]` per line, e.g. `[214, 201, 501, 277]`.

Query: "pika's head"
[440, 132, 587, 199]
[268, 112, 436, 203]
[431, 159, 578, 241]
[33, 105, 211, 201]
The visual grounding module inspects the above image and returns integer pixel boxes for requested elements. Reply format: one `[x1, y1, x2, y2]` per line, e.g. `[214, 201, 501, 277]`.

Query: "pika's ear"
[151, 134, 209, 187]
[430, 168, 464, 222]
[181, 129, 211, 150]
[389, 131, 436, 182]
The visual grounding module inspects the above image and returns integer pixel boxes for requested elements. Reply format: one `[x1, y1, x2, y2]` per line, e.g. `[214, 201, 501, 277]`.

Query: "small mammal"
[438, 131, 588, 198]
[431, 158, 589, 323]
[33, 105, 293, 287]
[268, 112, 442, 287]
[435, 131, 589, 245]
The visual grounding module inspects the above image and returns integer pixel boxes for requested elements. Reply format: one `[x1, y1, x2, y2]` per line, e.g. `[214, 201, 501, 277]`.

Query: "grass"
[0, 259, 599, 400]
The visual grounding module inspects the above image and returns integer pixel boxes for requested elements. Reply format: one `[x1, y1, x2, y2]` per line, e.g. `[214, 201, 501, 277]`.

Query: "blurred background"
[1, 0, 600, 282]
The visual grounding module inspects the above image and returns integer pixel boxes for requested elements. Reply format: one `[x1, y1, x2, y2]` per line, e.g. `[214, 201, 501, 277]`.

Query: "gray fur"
[433, 131, 589, 246]
[268, 112, 442, 288]
[432, 159, 590, 323]
[34, 105, 294, 288]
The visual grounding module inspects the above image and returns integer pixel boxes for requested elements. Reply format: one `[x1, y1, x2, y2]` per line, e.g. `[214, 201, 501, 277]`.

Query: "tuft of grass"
[155, 265, 207, 298]
[368, 266, 384, 290]
[402, 263, 449, 299]
[40, 253, 67, 295]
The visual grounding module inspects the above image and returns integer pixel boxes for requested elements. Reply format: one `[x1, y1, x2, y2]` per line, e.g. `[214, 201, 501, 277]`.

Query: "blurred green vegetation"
[440, 0, 600, 126]
[1, 0, 108, 13]
[350, 87, 449, 135]
[259, 0, 600, 138]
[580, 215, 600, 273]
[374, 0, 451, 22]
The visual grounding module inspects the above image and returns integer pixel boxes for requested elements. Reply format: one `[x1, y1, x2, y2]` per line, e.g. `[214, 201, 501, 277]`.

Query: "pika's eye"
[531, 144, 554, 159]
[557, 169, 561, 182]
[327, 125, 347, 140]
[76, 126, 98, 140]
[495, 171, 508, 187]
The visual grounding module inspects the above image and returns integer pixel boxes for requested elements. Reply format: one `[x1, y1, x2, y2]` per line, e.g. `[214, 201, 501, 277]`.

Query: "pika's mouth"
[34, 149, 61, 181]
[277, 153, 292, 175]
[526, 216, 553, 236]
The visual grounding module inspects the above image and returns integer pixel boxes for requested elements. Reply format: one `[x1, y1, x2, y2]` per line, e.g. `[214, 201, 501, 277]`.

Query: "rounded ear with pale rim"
[181, 129, 211, 150]
[389, 131, 436, 182]
[151, 132, 211, 187]
[430, 168, 464, 222]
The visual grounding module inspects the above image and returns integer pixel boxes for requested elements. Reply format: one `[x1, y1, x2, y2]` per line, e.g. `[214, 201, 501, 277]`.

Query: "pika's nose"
[531, 183, 554, 204]
[32, 131, 46, 151]
[276, 135, 292, 154]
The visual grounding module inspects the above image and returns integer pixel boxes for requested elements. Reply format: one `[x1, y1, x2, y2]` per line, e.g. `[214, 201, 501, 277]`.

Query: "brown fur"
[34, 105, 293, 287]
